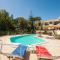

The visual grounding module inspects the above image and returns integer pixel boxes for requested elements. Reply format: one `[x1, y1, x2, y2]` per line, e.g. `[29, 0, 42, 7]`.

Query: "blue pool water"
[10, 34, 45, 45]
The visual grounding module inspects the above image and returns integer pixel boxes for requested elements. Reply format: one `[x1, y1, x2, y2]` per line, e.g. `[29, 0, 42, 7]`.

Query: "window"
[49, 22, 52, 24]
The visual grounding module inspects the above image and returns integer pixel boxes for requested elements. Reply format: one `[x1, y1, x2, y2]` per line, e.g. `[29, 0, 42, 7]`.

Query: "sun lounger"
[0, 45, 27, 60]
[52, 30, 60, 39]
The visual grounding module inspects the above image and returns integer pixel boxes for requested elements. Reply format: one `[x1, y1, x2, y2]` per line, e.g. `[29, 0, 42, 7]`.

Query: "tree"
[28, 16, 42, 33]
[0, 9, 42, 35]
[28, 16, 35, 33]
[15, 17, 28, 33]
[0, 9, 15, 35]
[33, 17, 42, 30]
[33, 17, 41, 21]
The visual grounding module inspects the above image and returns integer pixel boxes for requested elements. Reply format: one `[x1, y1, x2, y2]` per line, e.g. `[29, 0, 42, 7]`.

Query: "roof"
[43, 19, 60, 23]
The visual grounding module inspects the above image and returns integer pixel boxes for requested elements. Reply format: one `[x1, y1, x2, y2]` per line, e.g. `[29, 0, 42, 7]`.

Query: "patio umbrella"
[0, 45, 27, 60]
[12, 45, 27, 59]
[36, 46, 52, 59]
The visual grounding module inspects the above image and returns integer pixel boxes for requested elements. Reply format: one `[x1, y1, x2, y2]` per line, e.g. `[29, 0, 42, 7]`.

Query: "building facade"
[43, 18, 60, 30]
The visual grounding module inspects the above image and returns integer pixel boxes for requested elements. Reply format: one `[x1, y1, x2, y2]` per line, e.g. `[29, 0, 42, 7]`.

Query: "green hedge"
[0, 31, 7, 36]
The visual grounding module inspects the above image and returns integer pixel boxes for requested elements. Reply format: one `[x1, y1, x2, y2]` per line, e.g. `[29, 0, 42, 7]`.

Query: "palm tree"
[28, 16, 35, 33]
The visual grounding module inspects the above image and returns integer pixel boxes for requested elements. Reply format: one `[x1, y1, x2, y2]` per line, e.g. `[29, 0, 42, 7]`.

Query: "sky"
[0, 0, 60, 20]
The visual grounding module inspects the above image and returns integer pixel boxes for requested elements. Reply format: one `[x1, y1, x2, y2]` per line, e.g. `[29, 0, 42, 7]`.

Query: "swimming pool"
[10, 34, 45, 45]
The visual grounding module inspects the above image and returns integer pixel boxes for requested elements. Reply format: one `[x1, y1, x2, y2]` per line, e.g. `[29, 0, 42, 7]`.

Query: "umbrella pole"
[8, 56, 13, 60]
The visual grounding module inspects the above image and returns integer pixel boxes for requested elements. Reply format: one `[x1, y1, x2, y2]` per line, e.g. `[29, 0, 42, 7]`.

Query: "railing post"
[0, 40, 3, 53]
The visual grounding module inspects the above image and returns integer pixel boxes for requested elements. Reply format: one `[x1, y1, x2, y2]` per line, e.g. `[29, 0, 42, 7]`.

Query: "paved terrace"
[0, 35, 60, 60]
